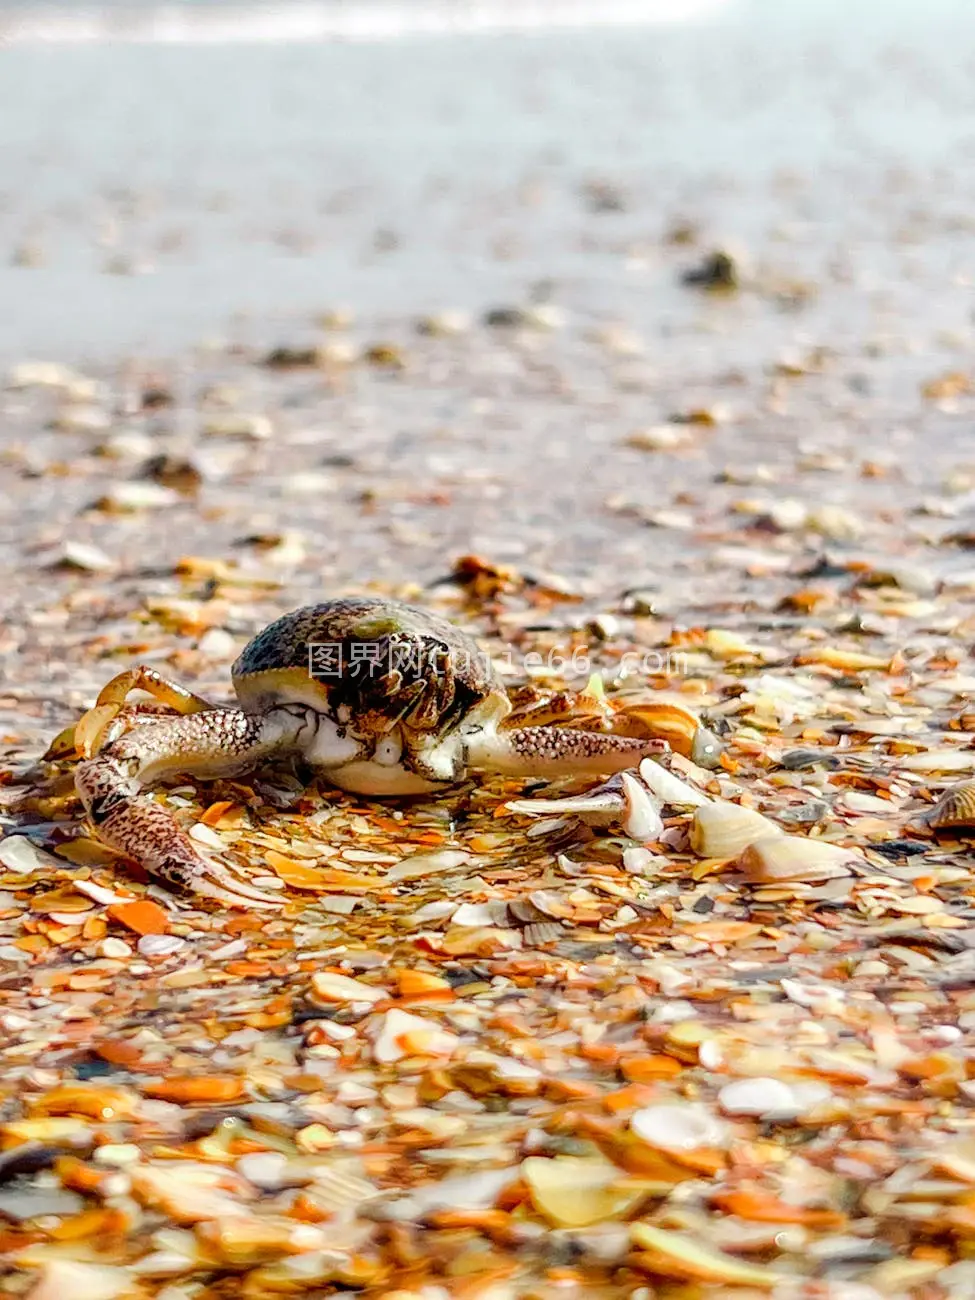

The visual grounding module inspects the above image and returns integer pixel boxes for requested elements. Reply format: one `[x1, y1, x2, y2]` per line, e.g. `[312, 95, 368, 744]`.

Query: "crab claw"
[44, 721, 84, 761]
[77, 758, 286, 910]
[135, 822, 286, 910]
[163, 851, 285, 911]
[505, 766, 665, 843]
[75, 703, 127, 758]
[43, 704, 128, 762]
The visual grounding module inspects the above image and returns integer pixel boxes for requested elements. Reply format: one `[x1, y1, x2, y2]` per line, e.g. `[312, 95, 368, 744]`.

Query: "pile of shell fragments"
[3, 537, 975, 1300]
[5, 283, 975, 1299]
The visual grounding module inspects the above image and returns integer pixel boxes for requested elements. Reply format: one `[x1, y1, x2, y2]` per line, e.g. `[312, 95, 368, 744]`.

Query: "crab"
[65, 597, 672, 908]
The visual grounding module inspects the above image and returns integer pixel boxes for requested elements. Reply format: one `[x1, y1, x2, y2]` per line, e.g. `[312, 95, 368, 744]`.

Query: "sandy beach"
[2, 1, 975, 1295]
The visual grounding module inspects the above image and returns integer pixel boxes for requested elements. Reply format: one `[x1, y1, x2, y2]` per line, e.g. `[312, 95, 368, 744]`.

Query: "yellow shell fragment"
[31, 1085, 139, 1121]
[265, 852, 349, 891]
[613, 701, 718, 764]
[690, 802, 781, 858]
[522, 1155, 649, 1227]
[629, 1222, 783, 1287]
[309, 972, 385, 1004]
[196, 1217, 334, 1267]
[2, 1116, 94, 1144]
[737, 834, 857, 883]
[704, 629, 772, 661]
[795, 647, 891, 671]
[239, 1253, 362, 1296]
[932, 1140, 975, 1184]
[55, 837, 129, 867]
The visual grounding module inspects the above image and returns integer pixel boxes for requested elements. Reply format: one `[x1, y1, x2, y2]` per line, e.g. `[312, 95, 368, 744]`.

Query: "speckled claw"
[169, 855, 285, 911]
[64, 701, 180, 761]
[75, 709, 308, 910]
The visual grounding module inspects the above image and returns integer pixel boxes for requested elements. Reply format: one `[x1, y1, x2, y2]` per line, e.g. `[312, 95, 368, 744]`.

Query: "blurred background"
[1, 0, 975, 634]
[2, 0, 973, 360]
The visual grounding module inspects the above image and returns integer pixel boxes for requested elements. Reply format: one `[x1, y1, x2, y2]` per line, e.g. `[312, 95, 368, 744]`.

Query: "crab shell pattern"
[231, 598, 506, 793]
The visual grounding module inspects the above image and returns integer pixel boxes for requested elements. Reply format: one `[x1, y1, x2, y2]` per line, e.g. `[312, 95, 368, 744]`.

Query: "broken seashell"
[737, 833, 856, 883]
[385, 849, 470, 881]
[690, 802, 781, 858]
[7, 361, 100, 393]
[239, 1252, 366, 1295]
[522, 1154, 649, 1228]
[26, 1261, 137, 1300]
[619, 771, 665, 841]
[705, 629, 776, 662]
[131, 1164, 253, 1223]
[50, 540, 116, 573]
[612, 702, 723, 769]
[197, 1216, 333, 1267]
[32, 1084, 139, 1121]
[899, 749, 975, 775]
[371, 1009, 459, 1064]
[94, 481, 181, 513]
[630, 1103, 729, 1153]
[309, 972, 385, 1005]
[690, 725, 724, 770]
[505, 783, 627, 825]
[629, 1222, 783, 1287]
[201, 412, 273, 440]
[0, 836, 64, 875]
[718, 1077, 833, 1121]
[795, 646, 891, 671]
[927, 780, 975, 835]
[505, 768, 664, 841]
[2, 1116, 92, 1145]
[637, 757, 711, 809]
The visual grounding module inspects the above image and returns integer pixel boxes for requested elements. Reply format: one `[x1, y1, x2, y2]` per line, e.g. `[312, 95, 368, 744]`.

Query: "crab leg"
[75, 705, 318, 909]
[93, 666, 216, 716]
[466, 725, 669, 779]
[52, 666, 219, 761]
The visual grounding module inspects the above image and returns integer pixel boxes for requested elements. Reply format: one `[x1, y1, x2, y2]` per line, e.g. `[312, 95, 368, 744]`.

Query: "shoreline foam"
[0, 0, 734, 45]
